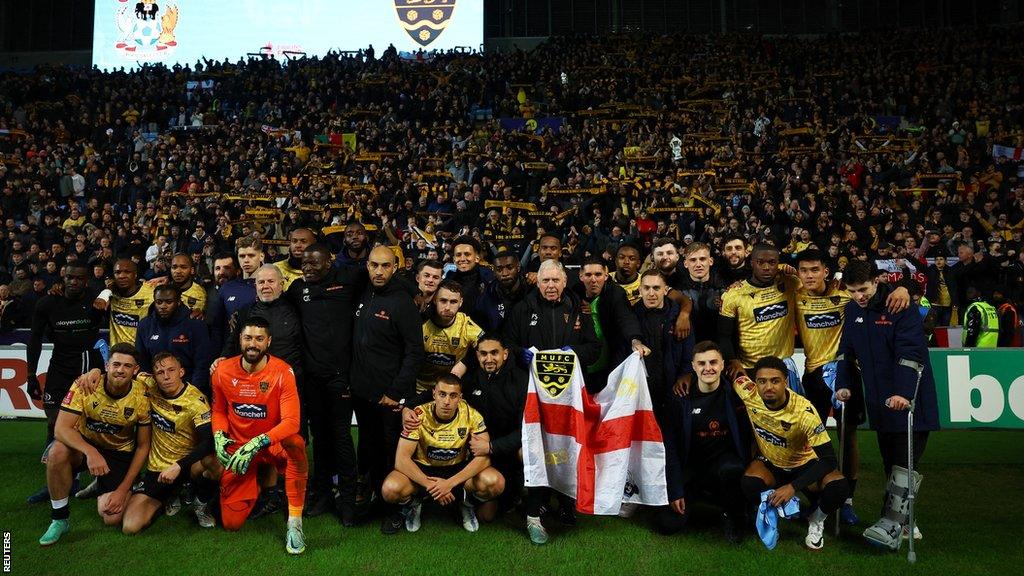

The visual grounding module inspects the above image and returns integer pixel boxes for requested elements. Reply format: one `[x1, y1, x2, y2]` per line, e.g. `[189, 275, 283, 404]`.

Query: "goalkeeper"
[211, 317, 308, 554]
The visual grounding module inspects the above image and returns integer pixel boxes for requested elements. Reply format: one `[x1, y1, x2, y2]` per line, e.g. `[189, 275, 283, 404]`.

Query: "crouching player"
[382, 374, 504, 534]
[122, 352, 221, 533]
[39, 344, 151, 545]
[737, 356, 849, 550]
[211, 317, 308, 554]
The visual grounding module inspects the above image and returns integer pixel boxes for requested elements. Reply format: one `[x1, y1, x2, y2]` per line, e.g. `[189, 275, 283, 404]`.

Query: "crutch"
[905, 365, 924, 564]
[834, 402, 846, 537]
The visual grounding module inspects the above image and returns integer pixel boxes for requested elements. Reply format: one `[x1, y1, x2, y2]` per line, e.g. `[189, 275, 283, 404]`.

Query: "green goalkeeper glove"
[214, 431, 235, 468]
[226, 433, 270, 475]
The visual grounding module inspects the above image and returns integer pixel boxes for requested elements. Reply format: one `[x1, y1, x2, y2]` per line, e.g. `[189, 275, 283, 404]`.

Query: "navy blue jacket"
[661, 384, 750, 502]
[836, 283, 940, 433]
[135, 306, 213, 392]
[633, 298, 693, 398]
[208, 277, 256, 352]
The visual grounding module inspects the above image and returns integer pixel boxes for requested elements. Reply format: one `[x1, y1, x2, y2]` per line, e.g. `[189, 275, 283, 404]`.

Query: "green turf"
[2, 420, 1021, 575]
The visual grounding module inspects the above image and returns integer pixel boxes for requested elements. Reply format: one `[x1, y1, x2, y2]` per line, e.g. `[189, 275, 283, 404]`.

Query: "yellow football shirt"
[795, 284, 850, 371]
[733, 375, 830, 469]
[144, 378, 212, 471]
[180, 281, 207, 314]
[400, 400, 486, 467]
[417, 313, 483, 393]
[720, 275, 799, 368]
[611, 271, 642, 305]
[60, 377, 151, 452]
[274, 259, 304, 291]
[110, 282, 155, 346]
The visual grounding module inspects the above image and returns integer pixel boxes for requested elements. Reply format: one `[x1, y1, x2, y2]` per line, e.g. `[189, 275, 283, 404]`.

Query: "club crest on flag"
[394, 0, 456, 47]
[534, 352, 575, 398]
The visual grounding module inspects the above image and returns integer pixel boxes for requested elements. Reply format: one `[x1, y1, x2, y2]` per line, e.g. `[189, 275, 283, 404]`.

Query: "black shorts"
[75, 446, 135, 495]
[758, 456, 820, 488]
[132, 470, 185, 503]
[414, 461, 468, 497]
[801, 365, 865, 426]
[42, 371, 77, 411]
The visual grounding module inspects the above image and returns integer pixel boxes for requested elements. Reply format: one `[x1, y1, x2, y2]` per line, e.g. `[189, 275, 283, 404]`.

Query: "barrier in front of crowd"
[1, 345, 1022, 429]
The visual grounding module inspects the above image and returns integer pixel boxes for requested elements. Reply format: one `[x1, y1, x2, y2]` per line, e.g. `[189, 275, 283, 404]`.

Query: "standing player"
[26, 262, 106, 502]
[736, 356, 849, 551]
[99, 258, 156, 347]
[170, 253, 207, 317]
[211, 317, 308, 554]
[382, 374, 504, 533]
[39, 344, 151, 545]
[417, 280, 484, 394]
[121, 352, 219, 533]
[795, 249, 909, 524]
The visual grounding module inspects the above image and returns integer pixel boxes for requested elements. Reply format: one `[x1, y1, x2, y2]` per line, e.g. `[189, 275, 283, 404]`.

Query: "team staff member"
[412, 259, 444, 316]
[170, 253, 207, 317]
[660, 341, 749, 542]
[211, 317, 308, 554]
[286, 243, 365, 522]
[404, 335, 528, 520]
[717, 233, 751, 286]
[351, 246, 425, 534]
[676, 242, 726, 343]
[221, 265, 302, 374]
[417, 280, 484, 394]
[444, 236, 496, 329]
[574, 256, 648, 392]
[274, 227, 316, 290]
[383, 375, 504, 534]
[39, 344, 152, 545]
[836, 261, 940, 551]
[210, 237, 263, 351]
[634, 270, 694, 412]
[737, 356, 849, 551]
[480, 249, 529, 332]
[121, 353, 219, 533]
[135, 284, 213, 393]
[503, 259, 600, 544]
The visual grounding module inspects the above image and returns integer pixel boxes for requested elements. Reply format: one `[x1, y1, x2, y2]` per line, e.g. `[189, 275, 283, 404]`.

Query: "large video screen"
[92, 1, 483, 71]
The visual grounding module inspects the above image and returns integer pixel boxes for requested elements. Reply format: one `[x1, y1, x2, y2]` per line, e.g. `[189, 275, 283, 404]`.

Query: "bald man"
[352, 247, 426, 534]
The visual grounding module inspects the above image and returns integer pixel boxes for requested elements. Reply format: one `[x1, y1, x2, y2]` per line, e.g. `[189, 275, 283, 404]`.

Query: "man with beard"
[444, 236, 495, 329]
[479, 249, 528, 332]
[204, 253, 238, 326]
[718, 233, 751, 287]
[286, 243, 365, 522]
[170, 253, 206, 317]
[25, 262, 106, 503]
[333, 221, 370, 268]
[416, 280, 483, 394]
[352, 247, 425, 535]
[274, 227, 316, 291]
[610, 243, 643, 305]
[134, 284, 212, 394]
[211, 317, 308, 554]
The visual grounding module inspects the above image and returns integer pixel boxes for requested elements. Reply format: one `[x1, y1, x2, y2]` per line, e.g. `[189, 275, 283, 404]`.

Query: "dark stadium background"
[1, 0, 1022, 55]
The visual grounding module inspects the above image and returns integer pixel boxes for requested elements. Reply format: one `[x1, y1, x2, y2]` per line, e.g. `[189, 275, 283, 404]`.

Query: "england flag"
[522, 348, 668, 515]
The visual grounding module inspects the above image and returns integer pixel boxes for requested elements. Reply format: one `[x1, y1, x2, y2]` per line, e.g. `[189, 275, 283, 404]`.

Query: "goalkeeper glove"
[214, 431, 236, 468]
[226, 433, 270, 475]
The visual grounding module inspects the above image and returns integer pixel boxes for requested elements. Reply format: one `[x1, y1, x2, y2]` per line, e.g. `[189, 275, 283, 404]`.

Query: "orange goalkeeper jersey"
[211, 355, 300, 444]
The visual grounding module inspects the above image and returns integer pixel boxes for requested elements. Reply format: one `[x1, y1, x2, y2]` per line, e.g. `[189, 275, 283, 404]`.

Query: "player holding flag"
[211, 316, 308, 554]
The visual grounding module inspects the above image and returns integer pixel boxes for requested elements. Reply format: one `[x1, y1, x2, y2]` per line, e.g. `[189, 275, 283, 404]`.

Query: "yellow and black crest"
[534, 352, 576, 398]
[395, 0, 456, 47]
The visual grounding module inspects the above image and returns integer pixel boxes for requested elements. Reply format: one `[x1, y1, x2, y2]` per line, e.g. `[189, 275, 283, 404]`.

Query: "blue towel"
[756, 490, 802, 550]
[782, 356, 803, 395]
[94, 339, 110, 363]
[820, 360, 842, 410]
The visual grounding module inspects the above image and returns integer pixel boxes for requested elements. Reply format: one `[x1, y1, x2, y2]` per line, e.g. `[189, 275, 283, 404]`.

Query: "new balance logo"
[232, 403, 267, 419]
[753, 303, 789, 323]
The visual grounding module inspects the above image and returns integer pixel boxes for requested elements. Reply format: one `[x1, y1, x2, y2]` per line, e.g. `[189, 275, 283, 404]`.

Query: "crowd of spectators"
[2, 29, 1023, 331]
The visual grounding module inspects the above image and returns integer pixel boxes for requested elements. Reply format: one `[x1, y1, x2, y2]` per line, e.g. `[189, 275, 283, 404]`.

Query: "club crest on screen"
[394, 0, 456, 47]
[113, 1, 180, 60]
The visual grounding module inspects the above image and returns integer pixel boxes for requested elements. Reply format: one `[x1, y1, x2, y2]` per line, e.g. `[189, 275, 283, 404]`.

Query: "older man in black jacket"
[352, 246, 426, 535]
